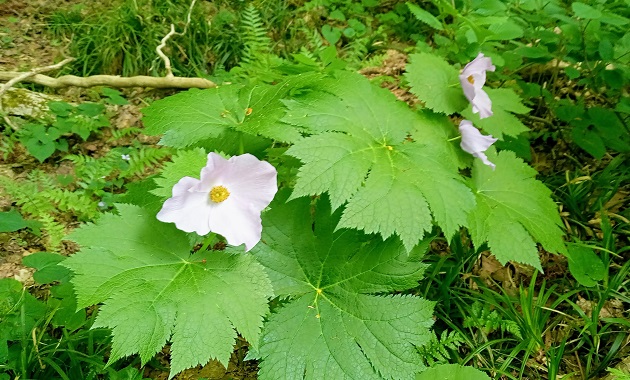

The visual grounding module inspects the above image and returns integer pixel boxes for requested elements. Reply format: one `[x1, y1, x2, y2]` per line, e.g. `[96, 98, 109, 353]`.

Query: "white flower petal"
[459, 53, 496, 119]
[462, 53, 495, 79]
[459, 120, 498, 169]
[223, 154, 278, 212]
[208, 198, 263, 251]
[157, 177, 213, 235]
[471, 88, 493, 119]
[472, 152, 496, 170]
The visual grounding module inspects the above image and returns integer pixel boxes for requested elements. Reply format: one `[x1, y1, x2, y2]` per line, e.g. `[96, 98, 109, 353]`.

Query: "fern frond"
[123, 147, 171, 177]
[342, 39, 369, 65]
[304, 27, 326, 54]
[418, 330, 464, 366]
[108, 127, 144, 142]
[49, 188, 98, 219]
[240, 4, 270, 64]
[38, 213, 66, 251]
[463, 301, 523, 339]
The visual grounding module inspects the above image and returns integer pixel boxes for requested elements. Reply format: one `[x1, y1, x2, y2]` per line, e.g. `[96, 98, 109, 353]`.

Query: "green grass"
[420, 189, 630, 378]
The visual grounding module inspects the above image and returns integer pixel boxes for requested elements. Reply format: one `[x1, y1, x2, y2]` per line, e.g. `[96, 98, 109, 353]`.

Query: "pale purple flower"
[459, 120, 498, 170]
[157, 152, 278, 251]
[121, 154, 131, 161]
[459, 53, 496, 119]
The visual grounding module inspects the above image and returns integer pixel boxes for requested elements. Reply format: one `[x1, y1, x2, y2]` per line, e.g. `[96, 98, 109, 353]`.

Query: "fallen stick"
[0, 73, 216, 89]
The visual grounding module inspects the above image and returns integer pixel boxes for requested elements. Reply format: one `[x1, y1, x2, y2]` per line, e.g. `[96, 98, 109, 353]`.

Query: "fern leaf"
[240, 4, 270, 63]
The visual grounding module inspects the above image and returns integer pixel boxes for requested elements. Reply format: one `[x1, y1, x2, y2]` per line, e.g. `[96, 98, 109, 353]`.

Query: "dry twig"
[154, 0, 198, 77]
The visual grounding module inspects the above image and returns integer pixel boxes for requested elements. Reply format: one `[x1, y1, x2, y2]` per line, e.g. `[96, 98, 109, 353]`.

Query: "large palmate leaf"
[142, 74, 320, 147]
[461, 88, 530, 139]
[467, 151, 567, 270]
[251, 197, 435, 380]
[284, 72, 475, 249]
[416, 364, 491, 380]
[63, 205, 273, 378]
[151, 147, 208, 198]
[404, 52, 468, 115]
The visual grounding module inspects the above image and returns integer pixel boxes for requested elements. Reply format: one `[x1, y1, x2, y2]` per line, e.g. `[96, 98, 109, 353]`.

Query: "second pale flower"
[459, 53, 496, 119]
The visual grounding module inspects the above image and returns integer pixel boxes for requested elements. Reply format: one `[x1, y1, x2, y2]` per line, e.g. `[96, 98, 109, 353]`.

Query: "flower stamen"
[209, 185, 230, 203]
[467, 75, 475, 84]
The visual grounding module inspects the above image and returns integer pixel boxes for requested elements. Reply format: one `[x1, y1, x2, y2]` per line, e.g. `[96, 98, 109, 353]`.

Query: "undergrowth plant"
[54, 46, 572, 379]
[0, 0, 623, 378]
[0, 252, 149, 379]
[0, 88, 169, 251]
[406, 0, 630, 158]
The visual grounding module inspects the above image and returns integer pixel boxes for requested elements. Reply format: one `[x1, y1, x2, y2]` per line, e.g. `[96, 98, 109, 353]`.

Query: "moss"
[2, 88, 58, 120]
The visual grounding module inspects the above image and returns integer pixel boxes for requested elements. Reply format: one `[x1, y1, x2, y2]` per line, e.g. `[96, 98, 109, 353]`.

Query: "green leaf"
[321, 24, 342, 44]
[24, 137, 56, 162]
[589, 107, 627, 143]
[0, 278, 48, 340]
[48, 101, 74, 117]
[63, 204, 273, 378]
[142, 74, 320, 147]
[77, 103, 105, 117]
[49, 282, 86, 330]
[572, 2, 602, 19]
[406, 3, 443, 30]
[119, 177, 164, 216]
[495, 133, 531, 161]
[405, 53, 468, 115]
[328, 9, 346, 21]
[22, 252, 71, 284]
[600, 12, 629, 26]
[571, 124, 606, 158]
[598, 38, 614, 61]
[0, 209, 28, 232]
[102, 88, 129, 105]
[565, 66, 580, 79]
[514, 46, 552, 59]
[152, 148, 208, 198]
[566, 244, 606, 287]
[284, 73, 474, 249]
[616, 96, 630, 114]
[473, 0, 507, 15]
[600, 69, 625, 90]
[252, 198, 435, 380]
[417, 364, 491, 380]
[461, 88, 530, 139]
[467, 151, 566, 270]
[488, 20, 524, 40]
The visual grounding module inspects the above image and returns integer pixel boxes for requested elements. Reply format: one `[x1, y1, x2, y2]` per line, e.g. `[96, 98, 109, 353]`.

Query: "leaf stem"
[447, 136, 461, 142]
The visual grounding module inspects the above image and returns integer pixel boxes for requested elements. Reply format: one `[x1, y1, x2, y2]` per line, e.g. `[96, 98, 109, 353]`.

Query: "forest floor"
[1, 1, 629, 379]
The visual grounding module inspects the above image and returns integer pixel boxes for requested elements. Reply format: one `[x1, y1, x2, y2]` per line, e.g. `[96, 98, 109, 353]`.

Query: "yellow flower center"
[467, 75, 475, 84]
[209, 185, 230, 203]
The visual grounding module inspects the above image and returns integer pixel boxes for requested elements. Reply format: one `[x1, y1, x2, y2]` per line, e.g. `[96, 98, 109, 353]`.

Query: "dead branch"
[154, 0, 198, 77]
[0, 72, 215, 89]
[156, 25, 178, 78]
